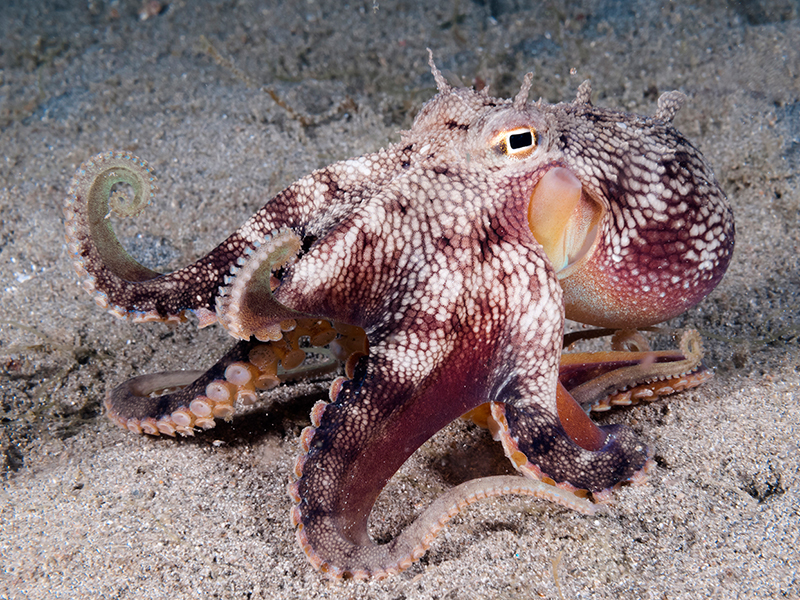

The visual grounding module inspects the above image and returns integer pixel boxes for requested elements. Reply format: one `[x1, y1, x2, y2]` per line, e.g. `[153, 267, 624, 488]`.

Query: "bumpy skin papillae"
[65, 54, 733, 578]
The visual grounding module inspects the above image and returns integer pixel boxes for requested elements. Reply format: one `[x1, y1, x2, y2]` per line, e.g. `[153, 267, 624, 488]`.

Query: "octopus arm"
[64, 152, 294, 325]
[63, 151, 392, 328]
[104, 323, 346, 437]
[488, 328, 710, 491]
[288, 346, 595, 579]
[490, 395, 649, 493]
[104, 339, 263, 436]
[561, 329, 709, 411]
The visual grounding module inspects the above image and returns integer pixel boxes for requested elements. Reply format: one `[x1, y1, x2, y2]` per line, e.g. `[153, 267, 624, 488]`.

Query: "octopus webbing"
[64, 55, 734, 579]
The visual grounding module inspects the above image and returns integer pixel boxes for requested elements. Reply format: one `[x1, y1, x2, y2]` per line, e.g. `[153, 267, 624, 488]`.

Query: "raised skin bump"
[67, 54, 733, 579]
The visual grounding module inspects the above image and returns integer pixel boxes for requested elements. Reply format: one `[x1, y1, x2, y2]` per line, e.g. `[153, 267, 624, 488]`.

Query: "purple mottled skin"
[64, 54, 733, 578]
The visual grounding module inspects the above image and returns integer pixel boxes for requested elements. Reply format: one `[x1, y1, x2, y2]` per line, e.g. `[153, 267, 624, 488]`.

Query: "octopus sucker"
[66, 54, 733, 578]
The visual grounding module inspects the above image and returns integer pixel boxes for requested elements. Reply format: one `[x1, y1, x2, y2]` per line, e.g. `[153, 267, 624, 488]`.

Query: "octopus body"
[64, 55, 733, 578]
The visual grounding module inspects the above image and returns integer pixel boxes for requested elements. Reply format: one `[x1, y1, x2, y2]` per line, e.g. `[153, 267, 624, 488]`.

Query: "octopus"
[64, 54, 734, 579]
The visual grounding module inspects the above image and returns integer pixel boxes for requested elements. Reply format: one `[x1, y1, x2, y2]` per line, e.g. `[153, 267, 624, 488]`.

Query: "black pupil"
[508, 131, 533, 150]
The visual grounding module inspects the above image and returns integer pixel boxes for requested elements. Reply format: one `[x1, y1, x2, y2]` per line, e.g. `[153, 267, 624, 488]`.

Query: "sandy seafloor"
[1, 0, 799, 598]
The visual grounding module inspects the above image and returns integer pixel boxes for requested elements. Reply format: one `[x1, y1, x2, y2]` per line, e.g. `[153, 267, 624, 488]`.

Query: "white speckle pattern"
[65, 66, 732, 580]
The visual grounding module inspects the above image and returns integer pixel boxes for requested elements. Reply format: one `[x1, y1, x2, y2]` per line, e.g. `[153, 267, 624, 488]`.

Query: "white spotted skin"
[270, 79, 730, 574]
[66, 63, 732, 579]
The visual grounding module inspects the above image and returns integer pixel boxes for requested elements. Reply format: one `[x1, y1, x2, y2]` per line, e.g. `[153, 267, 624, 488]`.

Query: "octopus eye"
[508, 130, 533, 150]
[492, 127, 537, 159]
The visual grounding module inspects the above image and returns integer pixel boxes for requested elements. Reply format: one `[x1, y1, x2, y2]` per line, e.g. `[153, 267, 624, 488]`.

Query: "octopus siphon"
[64, 53, 733, 579]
